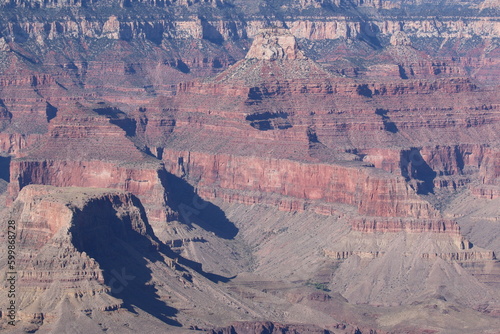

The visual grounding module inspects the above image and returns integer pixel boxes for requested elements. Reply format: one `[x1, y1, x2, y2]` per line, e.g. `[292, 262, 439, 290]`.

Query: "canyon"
[0, 0, 500, 333]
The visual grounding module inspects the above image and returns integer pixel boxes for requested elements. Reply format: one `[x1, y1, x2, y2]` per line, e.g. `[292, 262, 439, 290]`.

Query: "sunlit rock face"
[245, 28, 307, 60]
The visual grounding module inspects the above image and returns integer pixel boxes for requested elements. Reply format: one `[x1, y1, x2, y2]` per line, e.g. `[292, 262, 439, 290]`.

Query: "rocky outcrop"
[0, 133, 42, 155]
[421, 251, 496, 261]
[481, 0, 500, 9]
[9, 185, 136, 284]
[209, 321, 333, 334]
[472, 185, 500, 200]
[360, 143, 497, 194]
[323, 250, 385, 260]
[464, 147, 500, 199]
[351, 218, 462, 235]
[245, 28, 307, 60]
[324, 249, 496, 262]
[478, 148, 500, 185]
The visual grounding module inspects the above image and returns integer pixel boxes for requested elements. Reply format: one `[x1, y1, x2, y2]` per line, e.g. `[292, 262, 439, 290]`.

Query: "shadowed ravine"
[69, 196, 182, 327]
[161, 169, 239, 240]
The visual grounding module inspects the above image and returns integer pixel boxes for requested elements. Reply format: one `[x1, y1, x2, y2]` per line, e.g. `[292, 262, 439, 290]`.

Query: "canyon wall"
[1, 13, 499, 45]
[0, 1, 499, 331]
[8, 159, 170, 223]
[0, 185, 148, 320]
[4, 104, 173, 224]
[161, 149, 437, 218]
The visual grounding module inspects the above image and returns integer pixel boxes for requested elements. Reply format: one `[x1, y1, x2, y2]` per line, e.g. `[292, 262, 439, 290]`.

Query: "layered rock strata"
[0, 185, 160, 325]
[6, 104, 172, 226]
[140, 29, 500, 224]
[0, 0, 499, 332]
[137, 29, 500, 313]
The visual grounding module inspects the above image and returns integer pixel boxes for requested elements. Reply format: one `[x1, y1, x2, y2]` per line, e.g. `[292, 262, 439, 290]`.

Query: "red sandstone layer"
[162, 148, 437, 218]
[8, 159, 169, 223]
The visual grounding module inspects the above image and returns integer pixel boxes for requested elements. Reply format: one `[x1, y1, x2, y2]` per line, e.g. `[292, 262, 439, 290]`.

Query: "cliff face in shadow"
[69, 192, 181, 327]
[0, 185, 182, 328]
